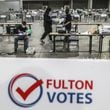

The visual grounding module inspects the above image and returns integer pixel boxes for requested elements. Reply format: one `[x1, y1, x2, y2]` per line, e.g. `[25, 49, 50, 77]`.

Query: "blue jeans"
[14, 35, 28, 53]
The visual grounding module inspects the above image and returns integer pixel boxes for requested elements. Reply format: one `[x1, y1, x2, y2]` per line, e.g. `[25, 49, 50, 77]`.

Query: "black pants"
[64, 29, 71, 42]
[32, 16, 34, 22]
[14, 36, 28, 52]
[63, 29, 71, 50]
[41, 26, 52, 41]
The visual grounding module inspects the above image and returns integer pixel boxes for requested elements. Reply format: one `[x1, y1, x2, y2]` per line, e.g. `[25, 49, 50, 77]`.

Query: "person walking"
[40, 7, 52, 44]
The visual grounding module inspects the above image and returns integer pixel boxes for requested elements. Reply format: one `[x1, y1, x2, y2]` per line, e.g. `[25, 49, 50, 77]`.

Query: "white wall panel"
[0, 1, 19, 12]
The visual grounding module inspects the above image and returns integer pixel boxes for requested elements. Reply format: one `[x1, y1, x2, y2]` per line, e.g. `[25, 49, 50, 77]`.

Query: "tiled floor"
[0, 20, 110, 59]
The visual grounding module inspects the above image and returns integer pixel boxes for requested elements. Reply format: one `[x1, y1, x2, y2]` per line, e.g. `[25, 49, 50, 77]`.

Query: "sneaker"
[40, 39, 45, 45]
[49, 50, 53, 53]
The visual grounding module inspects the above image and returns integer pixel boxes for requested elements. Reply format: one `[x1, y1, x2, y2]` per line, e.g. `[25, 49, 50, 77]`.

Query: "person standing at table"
[40, 7, 52, 45]
[63, 8, 72, 50]
[64, 8, 72, 33]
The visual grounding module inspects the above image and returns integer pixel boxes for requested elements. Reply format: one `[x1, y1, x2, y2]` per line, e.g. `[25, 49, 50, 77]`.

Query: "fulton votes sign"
[0, 58, 109, 110]
[8, 73, 93, 107]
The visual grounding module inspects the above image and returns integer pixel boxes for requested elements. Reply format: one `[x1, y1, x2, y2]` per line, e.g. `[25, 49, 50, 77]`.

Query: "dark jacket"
[44, 13, 52, 32]
[64, 14, 72, 32]
[18, 24, 28, 33]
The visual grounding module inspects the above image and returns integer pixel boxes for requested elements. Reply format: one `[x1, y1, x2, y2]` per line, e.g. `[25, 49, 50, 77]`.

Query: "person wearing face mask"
[40, 7, 52, 45]
[14, 21, 28, 53]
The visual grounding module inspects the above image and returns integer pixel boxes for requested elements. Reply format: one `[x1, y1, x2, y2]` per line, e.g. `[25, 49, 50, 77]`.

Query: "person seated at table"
[14, 21, 28, 53]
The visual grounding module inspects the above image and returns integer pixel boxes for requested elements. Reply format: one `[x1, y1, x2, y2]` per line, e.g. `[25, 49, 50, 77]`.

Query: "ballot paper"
[81, 31, 91, 35]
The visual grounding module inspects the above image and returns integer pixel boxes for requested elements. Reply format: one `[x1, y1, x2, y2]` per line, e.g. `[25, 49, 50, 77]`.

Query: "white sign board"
[0, 58, 109, 110]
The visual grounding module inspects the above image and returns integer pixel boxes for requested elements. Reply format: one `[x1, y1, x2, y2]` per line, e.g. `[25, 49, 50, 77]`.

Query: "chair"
[6, 25, 17, 41]
[0, 15, 7, 22]
[66, 25, 79, 51]
[55, 24, 79, 52]
[26, 14, 32, 22]
[56, 24, 66, 42]
[56, 24, 66, 33]
[67, 35, 79, 51]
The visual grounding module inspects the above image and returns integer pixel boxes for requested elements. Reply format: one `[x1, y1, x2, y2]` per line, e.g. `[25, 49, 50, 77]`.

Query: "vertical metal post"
[88, 0, 93, 9]
[19, 0, 23, 22]
[19, 0, 23, 10]
[108, 0, 110, 11]
[70, 0, 73, 9]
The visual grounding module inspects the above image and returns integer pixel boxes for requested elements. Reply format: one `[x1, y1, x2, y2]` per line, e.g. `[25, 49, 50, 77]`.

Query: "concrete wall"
[73, 0, 88, 9]
[93, 0, 108, 9]
[23, 1, 69, 9]
[0, 1, 19, 12]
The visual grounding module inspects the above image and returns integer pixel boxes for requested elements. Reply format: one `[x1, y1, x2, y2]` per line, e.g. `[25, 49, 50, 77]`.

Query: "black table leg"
[99, 35, 103, 53]
[89, 35, 92, 54]
[75, 24, 78, 32]
[53, 35, 56, 52]
[67, 35, 70, 52]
